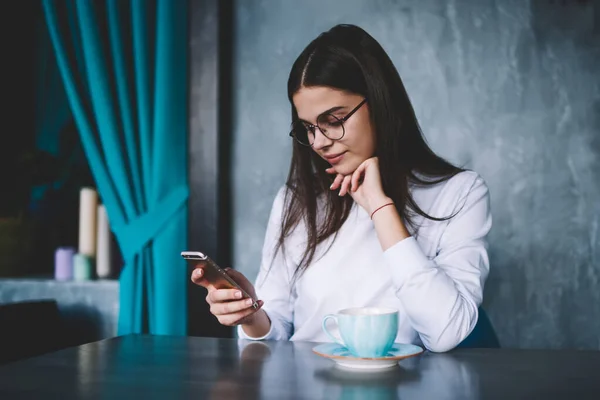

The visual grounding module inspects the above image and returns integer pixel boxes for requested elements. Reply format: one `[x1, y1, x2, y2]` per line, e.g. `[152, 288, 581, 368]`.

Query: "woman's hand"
[327, 157, 393, 215]
[191, 266, 264, 326]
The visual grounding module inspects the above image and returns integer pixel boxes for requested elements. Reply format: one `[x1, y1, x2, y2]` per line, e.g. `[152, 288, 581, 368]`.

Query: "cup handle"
[322, 315, 346, 347]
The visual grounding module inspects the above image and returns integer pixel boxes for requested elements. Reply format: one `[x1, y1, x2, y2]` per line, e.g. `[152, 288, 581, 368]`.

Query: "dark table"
[1, 335, 599, 399]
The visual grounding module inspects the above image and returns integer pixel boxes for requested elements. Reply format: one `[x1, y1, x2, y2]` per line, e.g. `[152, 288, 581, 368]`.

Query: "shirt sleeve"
[384, 173, 492, 352]
[237, 187, 295, 341]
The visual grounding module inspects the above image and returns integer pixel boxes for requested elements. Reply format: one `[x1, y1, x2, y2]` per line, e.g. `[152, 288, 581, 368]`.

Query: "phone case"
[182, 251, 258, 308]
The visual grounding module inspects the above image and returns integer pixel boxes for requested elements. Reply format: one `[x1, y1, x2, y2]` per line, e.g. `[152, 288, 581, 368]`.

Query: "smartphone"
[182, 251, 258, 309]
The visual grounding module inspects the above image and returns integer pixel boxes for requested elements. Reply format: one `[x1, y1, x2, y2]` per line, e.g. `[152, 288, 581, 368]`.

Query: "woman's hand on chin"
[326, 157, 392, 215]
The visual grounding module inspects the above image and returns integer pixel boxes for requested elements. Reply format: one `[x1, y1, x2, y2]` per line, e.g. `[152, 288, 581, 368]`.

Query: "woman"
[191, 24, 491, 352]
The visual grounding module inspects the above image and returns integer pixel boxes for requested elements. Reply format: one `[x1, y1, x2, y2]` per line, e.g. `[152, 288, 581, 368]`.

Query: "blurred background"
[0, 0, 598, 364]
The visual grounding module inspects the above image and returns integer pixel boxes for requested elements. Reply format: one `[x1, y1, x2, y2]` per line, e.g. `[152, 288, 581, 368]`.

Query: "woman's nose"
[311, 127, 333, 150]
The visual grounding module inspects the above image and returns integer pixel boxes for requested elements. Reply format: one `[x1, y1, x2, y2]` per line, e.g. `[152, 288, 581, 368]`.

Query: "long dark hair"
[278, 24, 463, 282]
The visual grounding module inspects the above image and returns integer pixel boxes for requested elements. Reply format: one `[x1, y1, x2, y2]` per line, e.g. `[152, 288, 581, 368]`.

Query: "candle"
[78, 188, 97, 257]
[73, 253, 93, 281]
[54, 247, 75, 281]
[96, 204, 112, 279]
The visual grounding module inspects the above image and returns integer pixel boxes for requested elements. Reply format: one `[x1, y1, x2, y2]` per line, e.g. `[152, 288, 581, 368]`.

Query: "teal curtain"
[42, 0, 189, 335]
[31, 9, 73, 206]
[34, 12, 72, 158]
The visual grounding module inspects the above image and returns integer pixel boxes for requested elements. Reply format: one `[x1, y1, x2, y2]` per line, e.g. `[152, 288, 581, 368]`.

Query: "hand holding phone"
[184, 251, 263, 326]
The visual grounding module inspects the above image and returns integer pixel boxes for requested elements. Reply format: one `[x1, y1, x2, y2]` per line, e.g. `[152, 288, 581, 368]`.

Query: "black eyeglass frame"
[289, 98, 368, 146]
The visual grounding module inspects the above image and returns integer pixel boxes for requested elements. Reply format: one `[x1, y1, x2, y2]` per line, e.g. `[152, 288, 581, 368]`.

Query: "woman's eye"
[321, 116, 342, 126]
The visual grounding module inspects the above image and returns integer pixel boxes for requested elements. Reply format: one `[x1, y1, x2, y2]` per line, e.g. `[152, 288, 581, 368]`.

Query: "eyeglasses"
[289, 98, 367, 146]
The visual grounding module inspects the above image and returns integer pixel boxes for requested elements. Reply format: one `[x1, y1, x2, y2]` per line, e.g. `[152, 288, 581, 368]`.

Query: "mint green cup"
[322, 307, 398, 358]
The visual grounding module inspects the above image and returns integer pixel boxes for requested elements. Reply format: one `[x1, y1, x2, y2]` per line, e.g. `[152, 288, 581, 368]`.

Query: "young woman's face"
[293, 86, 376, 176]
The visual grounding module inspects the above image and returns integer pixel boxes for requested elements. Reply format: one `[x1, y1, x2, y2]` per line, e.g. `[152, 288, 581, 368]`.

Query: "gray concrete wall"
[231, 0, 600, 349]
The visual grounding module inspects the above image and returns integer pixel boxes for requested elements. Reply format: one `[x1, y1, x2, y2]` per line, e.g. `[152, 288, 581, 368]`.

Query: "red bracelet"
[370, 202, 395, 219]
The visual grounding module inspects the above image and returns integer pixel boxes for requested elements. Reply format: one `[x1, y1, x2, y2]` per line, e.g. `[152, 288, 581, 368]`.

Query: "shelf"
[0, 276, 119, 342]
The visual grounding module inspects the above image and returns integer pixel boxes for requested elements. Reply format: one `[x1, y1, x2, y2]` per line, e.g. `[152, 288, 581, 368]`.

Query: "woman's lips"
[324, 152, 346, 165]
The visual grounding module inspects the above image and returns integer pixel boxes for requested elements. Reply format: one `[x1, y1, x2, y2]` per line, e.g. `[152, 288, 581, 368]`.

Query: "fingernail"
[245, 299, 253, 306]
[194, 269, 202, 277]
[235, 291, 242, 299]
[330, 184, 334, 189]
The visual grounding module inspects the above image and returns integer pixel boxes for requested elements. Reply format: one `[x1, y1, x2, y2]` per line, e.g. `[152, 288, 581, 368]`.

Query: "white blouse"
[237, 170, 492, 352]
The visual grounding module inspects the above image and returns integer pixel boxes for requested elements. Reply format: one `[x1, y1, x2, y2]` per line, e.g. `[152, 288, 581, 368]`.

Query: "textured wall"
[231, 0, 600, 349]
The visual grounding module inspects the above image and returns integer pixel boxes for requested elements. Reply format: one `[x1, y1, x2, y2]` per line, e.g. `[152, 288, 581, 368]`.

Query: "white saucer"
[312, 343, 424, 370]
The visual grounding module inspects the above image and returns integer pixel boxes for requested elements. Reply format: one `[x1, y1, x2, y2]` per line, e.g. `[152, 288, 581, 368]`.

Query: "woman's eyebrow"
[298, 105, 346, 123]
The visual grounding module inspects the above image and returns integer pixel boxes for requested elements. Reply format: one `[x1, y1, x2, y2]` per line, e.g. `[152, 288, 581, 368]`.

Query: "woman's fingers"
[330, 173, 344, 191]
[339, 175, 352, 196]
[351, 163, 367, 192]
[216, 300, 265, 327]
[192, 266, 263, 327]
[329, 169, 363, 196]
[207, 288, 244, 303]
[210, 297, 257, 316]
[190, 267, 215, 290]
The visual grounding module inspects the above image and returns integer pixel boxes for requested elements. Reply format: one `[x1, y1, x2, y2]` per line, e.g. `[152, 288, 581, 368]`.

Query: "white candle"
[78, 187, 97, 257]
[96, 204, 112, 279]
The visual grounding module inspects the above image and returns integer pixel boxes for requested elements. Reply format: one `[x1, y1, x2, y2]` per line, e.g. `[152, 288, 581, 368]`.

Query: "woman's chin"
[331, 160, 361, 176]
[330, 167, 350, 177]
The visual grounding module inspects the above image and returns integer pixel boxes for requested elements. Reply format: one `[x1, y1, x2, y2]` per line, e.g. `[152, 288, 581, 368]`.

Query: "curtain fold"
[42, 0, 189, 335]
[34, 16, 71, 158]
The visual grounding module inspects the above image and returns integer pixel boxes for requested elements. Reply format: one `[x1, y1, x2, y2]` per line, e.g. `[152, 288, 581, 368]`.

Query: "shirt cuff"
[236, 309, 277, 341]
[383, 236, 434, 290]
